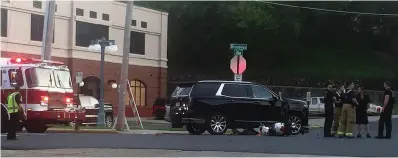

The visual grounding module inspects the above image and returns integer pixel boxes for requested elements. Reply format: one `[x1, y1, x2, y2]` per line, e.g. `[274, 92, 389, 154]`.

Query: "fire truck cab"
[1, 57, 85, 133]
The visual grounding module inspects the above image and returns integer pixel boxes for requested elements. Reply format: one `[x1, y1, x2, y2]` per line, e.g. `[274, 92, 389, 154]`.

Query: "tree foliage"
[135, 1, 398, 87]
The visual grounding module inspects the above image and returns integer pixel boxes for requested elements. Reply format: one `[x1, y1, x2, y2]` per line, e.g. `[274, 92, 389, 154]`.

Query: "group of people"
[323, 81, 394, 139]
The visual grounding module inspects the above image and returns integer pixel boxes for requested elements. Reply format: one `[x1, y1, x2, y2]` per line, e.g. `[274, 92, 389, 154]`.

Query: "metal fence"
[267, 85, 398, 114]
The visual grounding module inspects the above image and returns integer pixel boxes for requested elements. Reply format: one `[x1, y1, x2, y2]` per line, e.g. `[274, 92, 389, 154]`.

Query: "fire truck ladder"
[112, 80, 144, 130]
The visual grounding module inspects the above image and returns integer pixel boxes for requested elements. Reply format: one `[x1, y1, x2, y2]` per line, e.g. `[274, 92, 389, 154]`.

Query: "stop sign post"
[230, 43, 247, 81]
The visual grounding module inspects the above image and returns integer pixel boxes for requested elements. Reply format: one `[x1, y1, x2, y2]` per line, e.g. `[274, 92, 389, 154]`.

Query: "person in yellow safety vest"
[7, 87, 23, 140]
[337, 83, 359, 138]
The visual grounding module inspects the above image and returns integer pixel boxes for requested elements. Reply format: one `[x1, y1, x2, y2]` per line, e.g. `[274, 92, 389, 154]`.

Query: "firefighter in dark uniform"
[375, 81, 395, 139]
[331, 84, 344, 136]
[7, 86, 23, 140]
[337, 83, 359, 138]
[323, 82, 336, 137]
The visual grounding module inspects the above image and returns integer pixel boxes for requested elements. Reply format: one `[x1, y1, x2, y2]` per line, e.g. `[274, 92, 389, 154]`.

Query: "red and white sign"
[230, 55, 246, 74]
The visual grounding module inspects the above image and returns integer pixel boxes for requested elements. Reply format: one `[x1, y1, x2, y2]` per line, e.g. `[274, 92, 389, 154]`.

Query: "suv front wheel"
[287, 114, 303, 135]
[207, 114, 229, 135]
[186, 124, 206, 135]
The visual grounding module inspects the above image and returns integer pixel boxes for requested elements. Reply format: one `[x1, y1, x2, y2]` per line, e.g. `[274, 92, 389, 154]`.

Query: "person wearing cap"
[323, 82, 336, 137]
[331, 84, 344, 136]
[337, 83, 359, 138]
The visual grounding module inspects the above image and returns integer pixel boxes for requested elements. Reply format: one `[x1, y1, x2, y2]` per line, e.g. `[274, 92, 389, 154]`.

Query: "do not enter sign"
[230, 55, 246, 74]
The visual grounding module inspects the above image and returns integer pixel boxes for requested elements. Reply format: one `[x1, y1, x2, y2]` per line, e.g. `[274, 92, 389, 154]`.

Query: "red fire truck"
[1, 57, 85, 133]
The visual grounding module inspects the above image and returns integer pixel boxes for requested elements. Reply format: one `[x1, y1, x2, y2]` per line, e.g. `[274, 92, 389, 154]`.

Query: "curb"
[46, 128, 118, 134]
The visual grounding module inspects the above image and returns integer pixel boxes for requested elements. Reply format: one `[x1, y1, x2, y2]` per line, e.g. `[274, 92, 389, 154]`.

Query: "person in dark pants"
[7, 87, 23, 140]
[324, 82, 336, 137]
[355, 86, 371, 138]
[375, 81, 395, 139]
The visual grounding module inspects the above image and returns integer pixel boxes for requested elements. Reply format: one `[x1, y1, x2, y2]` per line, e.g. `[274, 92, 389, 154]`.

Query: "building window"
[55, 4, 57, 12]
[141, 21, 147, 28]
[102, 13, 109, 21]
[33, 0, 42, 9]
[129, 31, 145, 55]
[131, 20, 136, 26]
[1, 9, 7, 37]
[75, 21, 109, 47]
[125, 80, 146, 107]
[89, 11, 97, 19]
[76, 8, 84, 16]
[31, 14, 54, 43]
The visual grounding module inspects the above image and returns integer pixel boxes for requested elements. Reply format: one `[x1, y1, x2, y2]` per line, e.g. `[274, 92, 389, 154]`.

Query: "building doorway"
[80, 76, 100, 99]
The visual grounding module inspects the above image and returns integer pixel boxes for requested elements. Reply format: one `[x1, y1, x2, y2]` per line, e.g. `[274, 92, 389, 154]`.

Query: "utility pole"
[116, 1, 133, 131]
[41, 0, 56, 60]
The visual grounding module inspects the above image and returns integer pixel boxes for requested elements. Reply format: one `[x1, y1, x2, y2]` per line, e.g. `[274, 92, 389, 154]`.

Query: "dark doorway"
[80, 76, 100, 100]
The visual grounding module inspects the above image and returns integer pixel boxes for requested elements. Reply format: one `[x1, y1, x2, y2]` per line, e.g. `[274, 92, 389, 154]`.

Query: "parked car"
[306, 96, 382, 116]
[308, 97, 325, 115]
[152, 97, 169, 120]
[75, 95, 114, 127]
[169, 80, 310, 135]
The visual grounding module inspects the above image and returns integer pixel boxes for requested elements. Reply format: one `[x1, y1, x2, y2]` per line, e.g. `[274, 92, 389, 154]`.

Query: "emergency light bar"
[9, 58, 64, 65]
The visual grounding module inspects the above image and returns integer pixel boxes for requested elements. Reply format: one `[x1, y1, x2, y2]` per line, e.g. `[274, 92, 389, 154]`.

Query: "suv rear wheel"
[186, 124, 206, 135]
[207, 114, 228, 135]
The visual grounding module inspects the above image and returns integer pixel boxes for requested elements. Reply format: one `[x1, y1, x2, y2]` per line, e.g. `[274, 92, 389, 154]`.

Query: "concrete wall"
[1, 0, 168, 68]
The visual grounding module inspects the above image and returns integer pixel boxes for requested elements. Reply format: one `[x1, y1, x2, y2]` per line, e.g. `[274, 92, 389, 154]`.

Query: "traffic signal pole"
[116, 0, 133, 131]
[41, 0, 56, 60]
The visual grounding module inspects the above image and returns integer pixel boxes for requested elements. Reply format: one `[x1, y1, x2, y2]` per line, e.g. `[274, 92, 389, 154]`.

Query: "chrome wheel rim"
[106, 116, 113, 127]
[288, 116, 301, 134]
[210, 115, 227, 133]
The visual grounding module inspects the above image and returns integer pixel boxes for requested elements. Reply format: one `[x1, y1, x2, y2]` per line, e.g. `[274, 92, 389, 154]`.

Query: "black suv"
[170, 80, 309, 135]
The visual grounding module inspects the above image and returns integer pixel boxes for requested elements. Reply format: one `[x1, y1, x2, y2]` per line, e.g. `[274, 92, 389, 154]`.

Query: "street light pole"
[89, 37, 117, 127]
[116, 0, 133, 131]
[98, 40, 106, 127]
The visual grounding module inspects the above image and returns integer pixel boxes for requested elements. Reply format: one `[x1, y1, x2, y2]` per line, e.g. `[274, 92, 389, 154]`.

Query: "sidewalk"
[309, 115, 398, 128]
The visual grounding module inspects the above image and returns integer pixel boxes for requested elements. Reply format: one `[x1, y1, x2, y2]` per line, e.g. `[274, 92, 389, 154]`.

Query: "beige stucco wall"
[0, 0, 168, 68]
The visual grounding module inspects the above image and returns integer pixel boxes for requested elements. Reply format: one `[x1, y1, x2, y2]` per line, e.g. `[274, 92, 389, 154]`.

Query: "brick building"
[0, 0, 168, 117]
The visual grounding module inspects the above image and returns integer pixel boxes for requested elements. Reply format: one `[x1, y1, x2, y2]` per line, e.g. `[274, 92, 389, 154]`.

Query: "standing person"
[6, 86, 23, 140]
[337, 83, 359, 138]
[331, 84, 344, 136]
[375, 81, 395, 139]
[324, 82, 335, 137]
[355, 86, 371, 138]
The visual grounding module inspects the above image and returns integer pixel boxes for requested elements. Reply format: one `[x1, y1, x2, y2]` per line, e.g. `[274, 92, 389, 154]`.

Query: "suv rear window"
[172, 82, 221, 97]
[191, 82, 221, 97]
[171, 83, 194, 97]
[222, 84, 251, 97]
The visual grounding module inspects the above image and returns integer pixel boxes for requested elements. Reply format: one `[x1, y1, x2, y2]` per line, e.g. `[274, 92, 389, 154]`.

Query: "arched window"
[125, 80, 146, 107]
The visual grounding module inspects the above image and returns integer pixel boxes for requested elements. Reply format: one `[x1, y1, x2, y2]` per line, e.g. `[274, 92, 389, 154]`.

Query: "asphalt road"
[2, 118, 397, 157]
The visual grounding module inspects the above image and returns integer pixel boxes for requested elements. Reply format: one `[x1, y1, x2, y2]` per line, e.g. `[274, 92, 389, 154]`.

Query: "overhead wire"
[261, 1, 398, 17]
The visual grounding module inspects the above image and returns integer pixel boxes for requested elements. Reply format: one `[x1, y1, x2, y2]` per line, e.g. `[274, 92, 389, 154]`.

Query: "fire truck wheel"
[25, 122, 48, 133]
